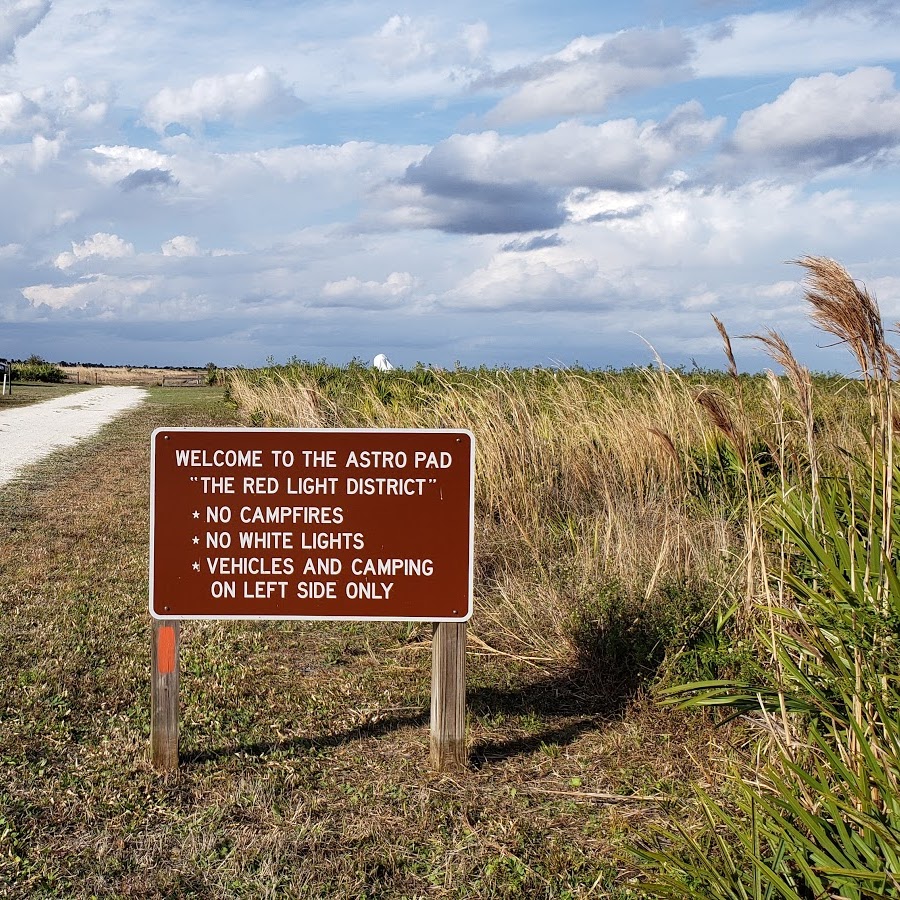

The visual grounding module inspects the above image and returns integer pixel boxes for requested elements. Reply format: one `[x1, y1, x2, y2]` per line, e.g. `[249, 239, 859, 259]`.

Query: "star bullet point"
[192, 561, 200, 571]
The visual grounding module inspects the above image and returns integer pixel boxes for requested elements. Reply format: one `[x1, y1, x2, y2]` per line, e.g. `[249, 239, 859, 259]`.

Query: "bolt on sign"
[150, 428, 474, 621]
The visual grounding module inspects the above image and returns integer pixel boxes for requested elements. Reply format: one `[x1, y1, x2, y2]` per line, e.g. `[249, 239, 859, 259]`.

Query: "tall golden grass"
[225, 266, 874, 681]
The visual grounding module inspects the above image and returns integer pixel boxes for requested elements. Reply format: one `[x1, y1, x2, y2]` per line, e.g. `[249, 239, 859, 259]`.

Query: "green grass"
[0, 382, 92, 409]
[0, 385, 712, 898]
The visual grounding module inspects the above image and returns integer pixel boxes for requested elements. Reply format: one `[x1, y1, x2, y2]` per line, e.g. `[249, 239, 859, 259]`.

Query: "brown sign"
[150, 428, 474, 621]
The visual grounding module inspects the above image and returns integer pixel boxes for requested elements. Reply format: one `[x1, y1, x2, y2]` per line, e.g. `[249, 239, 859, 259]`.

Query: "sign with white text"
[150, 428, 474, 621]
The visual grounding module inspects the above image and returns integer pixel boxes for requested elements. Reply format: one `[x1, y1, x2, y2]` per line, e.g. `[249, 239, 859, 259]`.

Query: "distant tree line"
[56, 361, 213, 370]
[4, 356, 220, 380]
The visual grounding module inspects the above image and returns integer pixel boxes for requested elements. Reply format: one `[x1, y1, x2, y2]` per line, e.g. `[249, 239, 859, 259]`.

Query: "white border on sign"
[149, 427, 475, 622]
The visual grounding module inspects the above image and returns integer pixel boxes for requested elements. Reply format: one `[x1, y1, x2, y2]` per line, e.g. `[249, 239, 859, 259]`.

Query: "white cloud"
[482, 27, 694, 124]
[41, 137, 427, 270]
[353, 15, 489, 78]
[681, 289, 719, 310]
[867, 275, 900, 318]
[757, 280, 798, 300]
[88, 144, 171, 183]
[0, 0, 50, 62]
[693, 9, 900, 78]
[371, 16, 437, 71]
[142, 66, 304, 133]
[322, 271, 418, 305]
[0, 78, 110, 144]
[54, 233, 135, 270]
[0, 90, 48, 134]
[419, 103, 721, 187]
[22, 275, 155, 312]
[461, 21, 489, 60]
[729, 67, 900, 169]
[420, 174, 900, 344]
[31, 133, 61, 169]
[21, 281, 90, 310]
[161, 235, 201, 257]
[249, 140, 424, 183]
[58, 77, 110, 126]
[443, 253, 603, 310]
[565, 180, 876, 271]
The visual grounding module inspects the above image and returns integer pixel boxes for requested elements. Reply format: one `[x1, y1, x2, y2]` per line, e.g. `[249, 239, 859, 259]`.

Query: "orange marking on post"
[157, 625, 176, 674]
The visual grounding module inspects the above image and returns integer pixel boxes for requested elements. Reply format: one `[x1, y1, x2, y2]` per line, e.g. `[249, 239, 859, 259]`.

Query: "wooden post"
[430, 621, 467, 771]
[151, 619, 180, 771]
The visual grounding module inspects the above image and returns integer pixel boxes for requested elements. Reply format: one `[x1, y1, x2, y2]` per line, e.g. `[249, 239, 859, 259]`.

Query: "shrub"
[11, 356, 65, 383]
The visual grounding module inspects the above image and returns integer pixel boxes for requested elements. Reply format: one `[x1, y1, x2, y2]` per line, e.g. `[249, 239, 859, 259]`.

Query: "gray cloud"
[401, 164, 565, 233]
[386, 105, 721, 235]
[0, 0, 50, 63]
[500, 233, 563, 252]
[769, 136, 899, 169]
[472, 57, 567, 93]
[0, 90, 47, 135]
[118, 168, 179, 192]
[804, 0, 900, 24]
[707, 22, 735, 42]
[597, 26, 693, 68]
[585, 206, 650, 223]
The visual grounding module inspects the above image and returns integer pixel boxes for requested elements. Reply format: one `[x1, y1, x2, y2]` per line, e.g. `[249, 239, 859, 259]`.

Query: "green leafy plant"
[11, 355, 65, 383]
[641, 475, 900, 897]
[635, 257, 900, 897]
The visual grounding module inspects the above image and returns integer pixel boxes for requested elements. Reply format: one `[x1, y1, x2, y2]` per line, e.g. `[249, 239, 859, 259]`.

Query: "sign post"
[431, 621, 467, 770]
[150, 619, 180, 771]
[149, 428, 474, 771]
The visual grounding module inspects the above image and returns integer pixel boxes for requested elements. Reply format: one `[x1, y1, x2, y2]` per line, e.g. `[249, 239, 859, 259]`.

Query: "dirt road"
[0, 387, 147, 488]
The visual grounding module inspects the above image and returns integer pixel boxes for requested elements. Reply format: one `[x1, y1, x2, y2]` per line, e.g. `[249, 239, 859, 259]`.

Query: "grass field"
[218, 257, 900, 897]
[59, 366, 212, 387]
[0, 382, 91, 409]
[0, 385, 713, 898]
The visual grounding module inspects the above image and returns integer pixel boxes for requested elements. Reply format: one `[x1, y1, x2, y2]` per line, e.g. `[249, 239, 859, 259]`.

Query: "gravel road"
[0, 387, 147, 488]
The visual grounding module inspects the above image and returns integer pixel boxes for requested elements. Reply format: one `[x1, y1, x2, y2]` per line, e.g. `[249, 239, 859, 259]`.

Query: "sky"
[1, 0, 900, 372]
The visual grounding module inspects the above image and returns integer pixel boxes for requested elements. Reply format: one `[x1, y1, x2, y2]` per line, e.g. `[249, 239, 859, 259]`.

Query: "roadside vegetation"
[1, 256, 898, 896]
[227, 256, 900, 895]
[0, 381, 90, 409]
[8, 356, 66, 384]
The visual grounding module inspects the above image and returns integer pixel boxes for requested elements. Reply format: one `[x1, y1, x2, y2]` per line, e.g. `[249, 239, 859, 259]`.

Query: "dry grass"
[226, 357, 869, 675]
[59, 366, 212, 387]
